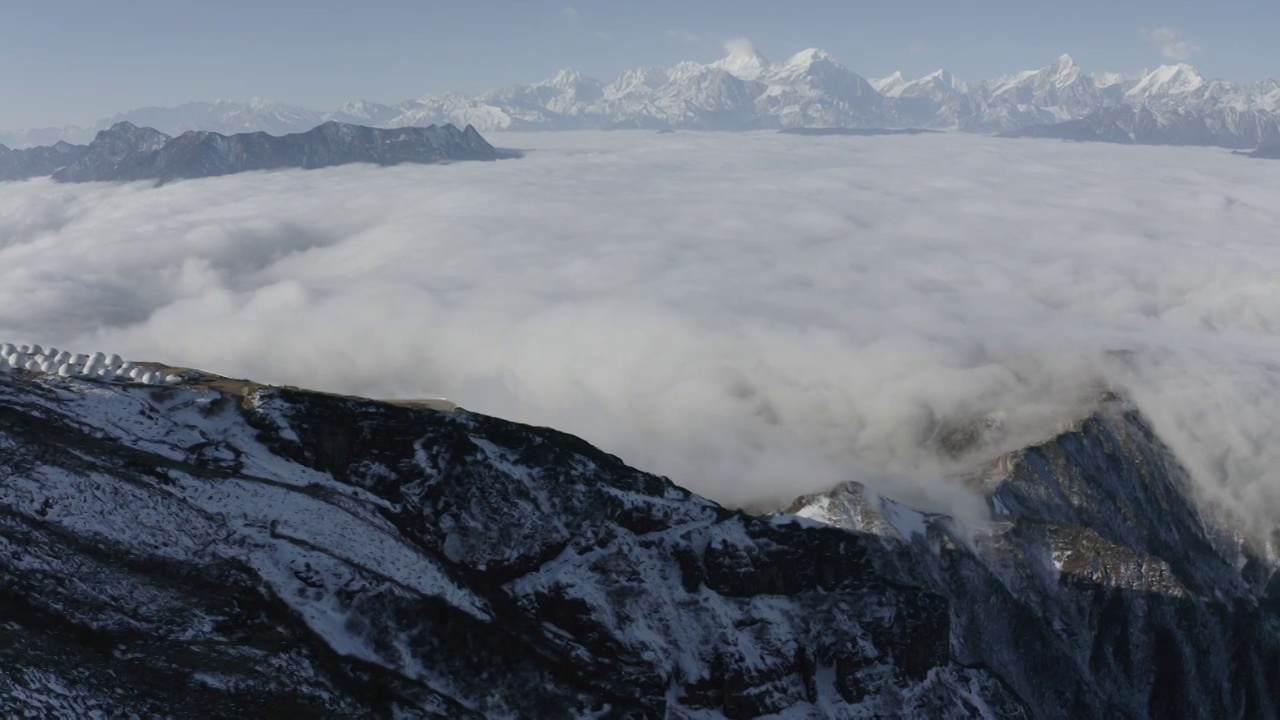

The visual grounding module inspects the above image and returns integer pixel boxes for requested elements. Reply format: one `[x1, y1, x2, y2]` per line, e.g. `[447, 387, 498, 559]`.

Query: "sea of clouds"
[1, 131, 1278, 537]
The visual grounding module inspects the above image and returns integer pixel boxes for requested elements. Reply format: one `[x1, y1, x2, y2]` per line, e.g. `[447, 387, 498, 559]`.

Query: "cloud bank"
[1142, 26, 1203, 61]
[722, 37, 761, 59]
[1, 131, 1278, 538]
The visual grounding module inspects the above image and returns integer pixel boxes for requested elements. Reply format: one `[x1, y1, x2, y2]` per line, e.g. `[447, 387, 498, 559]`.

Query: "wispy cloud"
[560, 6, 580, 26]
[906, 41, 928, 55]
[2, 132, 1278, 538]
[665, 29, 702, 45]
[721, 37, 759, 58]
[1141, 26, 1202, 61]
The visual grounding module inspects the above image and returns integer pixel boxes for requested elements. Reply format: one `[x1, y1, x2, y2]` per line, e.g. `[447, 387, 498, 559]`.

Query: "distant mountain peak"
[540, 68, 593, 87]
[1092, 71, 1131, 89]
[1051, 53, 1078, 70]
[871, 71, 908, 96]
[917, 68, 967, 91]
[1126, 63, 1207, 99]
[782, 48, 837, 68]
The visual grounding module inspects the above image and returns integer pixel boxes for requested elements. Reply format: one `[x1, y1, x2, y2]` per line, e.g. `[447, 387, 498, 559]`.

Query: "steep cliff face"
[788, 398, 1280, 720]
[0, 362, 1026, 718]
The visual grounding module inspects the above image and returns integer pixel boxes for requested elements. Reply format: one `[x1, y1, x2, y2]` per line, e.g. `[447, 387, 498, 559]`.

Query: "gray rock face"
[0, 364, 1027, 718]
[50, 122, 173, 182]
[0, 140, 87, 181]
[786, 397, 1280, 720]
[1250, 144, 1280, 158]
[49, 121, 500, 184]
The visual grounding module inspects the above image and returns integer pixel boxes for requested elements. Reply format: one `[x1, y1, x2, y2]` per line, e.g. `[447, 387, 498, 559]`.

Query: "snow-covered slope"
[2, 346, 1277, 718]
[0, 345, 1029, 718]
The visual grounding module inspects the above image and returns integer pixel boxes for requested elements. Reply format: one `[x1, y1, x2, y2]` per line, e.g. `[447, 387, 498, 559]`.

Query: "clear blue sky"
[1, 0, 1275, 129]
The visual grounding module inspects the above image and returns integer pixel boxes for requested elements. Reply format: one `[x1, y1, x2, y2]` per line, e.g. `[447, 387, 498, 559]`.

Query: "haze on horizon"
[2, 0, 1278, 130]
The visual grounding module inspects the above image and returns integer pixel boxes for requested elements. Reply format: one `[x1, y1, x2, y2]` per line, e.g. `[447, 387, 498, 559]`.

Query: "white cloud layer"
[2, 131, 1279, 538]
[1142, 26, 1203, 61]
[722, 37, 760, 59]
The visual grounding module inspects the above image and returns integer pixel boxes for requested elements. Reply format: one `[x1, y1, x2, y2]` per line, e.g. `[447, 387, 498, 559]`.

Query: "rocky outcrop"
[0, 140, 86, 181]
[50, 122, 170, 182]
[787, 397, 1280, 719]
[3, 348, 1276, 718]
[0, 358, 1025, 718]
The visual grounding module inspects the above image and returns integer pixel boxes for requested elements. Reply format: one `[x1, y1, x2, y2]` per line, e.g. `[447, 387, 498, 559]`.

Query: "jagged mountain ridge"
[0, 140, 87, 181]
[786, 396, 1280, 718]
[0, 348, 1028, 718]
[1, 343, 1277, 717]
[0, 120, 500, 184]
[4, 50, 1278, 149]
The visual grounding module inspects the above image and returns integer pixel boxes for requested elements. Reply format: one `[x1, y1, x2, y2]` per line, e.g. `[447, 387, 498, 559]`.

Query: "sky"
[0, 0, 1277, 129]
[2, 131, 1280, 540]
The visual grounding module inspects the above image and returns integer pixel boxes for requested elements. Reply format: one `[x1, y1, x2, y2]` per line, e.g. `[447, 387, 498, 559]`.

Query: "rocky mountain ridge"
[1, 343, 1277, 718]
[0, 120, 501, 184]
[0, 140, 87, 182]
[0, 344, 1028, 718]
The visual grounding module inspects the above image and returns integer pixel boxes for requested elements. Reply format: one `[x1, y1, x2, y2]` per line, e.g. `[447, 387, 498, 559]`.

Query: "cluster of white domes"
[0, 343, 184, 386]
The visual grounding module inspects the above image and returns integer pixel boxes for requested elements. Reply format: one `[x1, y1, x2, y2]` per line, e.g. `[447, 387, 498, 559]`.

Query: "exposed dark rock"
[786, 397, 1280, 719]
[0, 366, 1024, 717]
[0, 140, 87, 181]
[46, 120, 503, 184]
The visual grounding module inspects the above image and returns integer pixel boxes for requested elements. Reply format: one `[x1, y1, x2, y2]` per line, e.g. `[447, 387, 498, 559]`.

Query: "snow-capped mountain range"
[4, 47, 1279, 149]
